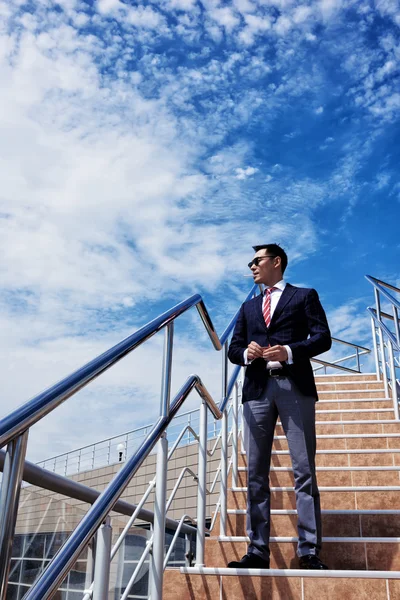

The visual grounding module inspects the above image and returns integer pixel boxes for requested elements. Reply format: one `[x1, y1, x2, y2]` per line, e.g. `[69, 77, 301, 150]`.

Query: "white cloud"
[315, 106, 324, 114]
[235, 166, 259, 179]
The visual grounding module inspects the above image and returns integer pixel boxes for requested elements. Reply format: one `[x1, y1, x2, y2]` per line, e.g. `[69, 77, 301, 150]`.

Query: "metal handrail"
[0, 285, 256, 599]
[366, 275, 400, 421]
[0, 289, 256, 449]
[21, 374, 223, 600]
[312, 337, 370, 374]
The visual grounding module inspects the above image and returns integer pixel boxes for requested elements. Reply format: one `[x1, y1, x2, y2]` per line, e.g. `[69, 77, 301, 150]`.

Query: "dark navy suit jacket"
[228, 284, 332, 402]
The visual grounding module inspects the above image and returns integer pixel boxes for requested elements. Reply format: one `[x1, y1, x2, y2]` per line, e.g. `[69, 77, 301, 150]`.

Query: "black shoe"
[228, 553, 270, 569]
[299, 554, 328, 569]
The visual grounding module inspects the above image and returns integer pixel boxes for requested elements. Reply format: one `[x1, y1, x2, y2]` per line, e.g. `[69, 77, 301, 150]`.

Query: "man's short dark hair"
[252, 243, 288, 274]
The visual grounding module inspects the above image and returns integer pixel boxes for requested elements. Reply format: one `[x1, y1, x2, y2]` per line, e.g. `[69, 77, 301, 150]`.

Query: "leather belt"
[267, 368, 287, 378]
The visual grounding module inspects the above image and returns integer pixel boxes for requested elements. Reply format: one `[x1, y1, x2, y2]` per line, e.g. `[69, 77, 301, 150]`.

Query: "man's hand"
[262, 345, 288, 362]
[247, 341, 264, 361]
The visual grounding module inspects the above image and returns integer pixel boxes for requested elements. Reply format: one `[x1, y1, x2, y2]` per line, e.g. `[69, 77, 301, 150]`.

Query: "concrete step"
[228, 486, 400, 511]
[164, 568, 400, 600]
[204, 537, 400, 571]
[219, 509, 400, 537]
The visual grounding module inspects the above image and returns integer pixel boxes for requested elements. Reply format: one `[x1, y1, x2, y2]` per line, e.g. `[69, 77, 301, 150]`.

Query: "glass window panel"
[20, 560, 45, 585]
[5, 583, 19, 600]
[11, 535, 24, 558]
[124, 534, 147, 561]
[25, 534, 46, 559]
[46, 532, 69, 559]
[8, 560, 21, 583]
[17, 586, 30, 600]
[68, 566, 86, 590]
[121, 563, 148, 596]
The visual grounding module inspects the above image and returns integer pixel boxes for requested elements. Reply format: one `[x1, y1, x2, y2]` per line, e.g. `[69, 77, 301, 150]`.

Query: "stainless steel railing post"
[393, 305, 400, 348]
[160, 323, 174, 418]
[92, 516, 112, 600]
[0, 430, 29, 600]
[219, 342, 228, 537]
[379, 332, 389, 397]
[371, 317, 381, 380]
[232, 382, 239, 489]
[387, 339, 399, 421]
[195, 399, 207, 566]
[149, 432, 168, 600]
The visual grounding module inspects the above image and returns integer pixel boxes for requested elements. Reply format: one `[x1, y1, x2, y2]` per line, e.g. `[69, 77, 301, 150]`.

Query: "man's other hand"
[247, 341, 264, 361]
[262, 345, 288, 362]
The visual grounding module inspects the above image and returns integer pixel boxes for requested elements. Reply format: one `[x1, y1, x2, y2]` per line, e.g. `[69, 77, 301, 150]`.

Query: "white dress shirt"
[243, 280, 294, 368]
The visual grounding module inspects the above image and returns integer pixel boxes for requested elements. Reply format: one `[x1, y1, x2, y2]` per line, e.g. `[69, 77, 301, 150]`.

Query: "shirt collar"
[264, 280, 286, 294]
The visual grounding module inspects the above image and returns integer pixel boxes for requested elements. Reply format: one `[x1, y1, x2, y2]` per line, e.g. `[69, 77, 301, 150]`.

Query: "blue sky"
[0, 0, 399, 461]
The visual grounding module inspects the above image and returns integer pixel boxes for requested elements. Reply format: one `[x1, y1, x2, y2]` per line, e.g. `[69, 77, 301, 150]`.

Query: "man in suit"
[227, 243, 331, 570]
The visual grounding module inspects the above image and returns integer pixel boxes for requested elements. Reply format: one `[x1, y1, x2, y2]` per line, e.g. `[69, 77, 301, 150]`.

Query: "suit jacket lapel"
[269, 283, 297, 327]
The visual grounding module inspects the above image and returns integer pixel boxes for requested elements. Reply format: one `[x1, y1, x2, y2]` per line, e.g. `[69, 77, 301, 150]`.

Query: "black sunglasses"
[248, 255, 276, 269]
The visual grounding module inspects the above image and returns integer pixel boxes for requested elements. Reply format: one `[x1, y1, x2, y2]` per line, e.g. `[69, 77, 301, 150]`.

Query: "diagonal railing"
[366, 275, 400, 420]
[0, 286, 257, 600]
[0, 279, 377, 600]
[312, 337, 370, 374]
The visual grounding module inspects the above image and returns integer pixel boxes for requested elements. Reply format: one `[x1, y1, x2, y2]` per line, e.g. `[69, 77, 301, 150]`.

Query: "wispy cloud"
[0, 0, 399, 461]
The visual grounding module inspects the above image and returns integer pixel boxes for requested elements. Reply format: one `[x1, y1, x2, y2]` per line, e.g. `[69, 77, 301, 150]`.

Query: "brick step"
[164, 569, 400, 600]
[204, 537, 400, 571]
[316, 382, 385, 391]
[273, 420, 400, 436]
[316, 399, 393, 410]
[270, 433, 400, 451]
[228, 487, 400, 511]
[219, 509, 400, 537]
[311, 409, 394, 420]
[233, 466, 400, 487]
[315, 373, 378, 382]
[256, 449, 400, 468]
[317, 390, 386, 399]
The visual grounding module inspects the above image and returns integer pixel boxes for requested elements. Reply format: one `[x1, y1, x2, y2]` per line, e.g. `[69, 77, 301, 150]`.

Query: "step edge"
[179, 567, 400, 579]
[217, 536, 400, 543]
[231, 486, 400, 492]
[227, 509, 400, 515]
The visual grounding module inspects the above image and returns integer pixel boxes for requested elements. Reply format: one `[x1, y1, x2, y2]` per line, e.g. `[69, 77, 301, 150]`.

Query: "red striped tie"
[263, 287, 277, 328]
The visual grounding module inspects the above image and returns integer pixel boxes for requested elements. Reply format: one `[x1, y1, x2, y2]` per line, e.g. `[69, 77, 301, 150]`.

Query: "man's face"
[249, 249, 281, 286]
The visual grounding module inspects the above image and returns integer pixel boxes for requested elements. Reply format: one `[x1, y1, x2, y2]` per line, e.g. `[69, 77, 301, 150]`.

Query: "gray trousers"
[243, 376, 321, 560]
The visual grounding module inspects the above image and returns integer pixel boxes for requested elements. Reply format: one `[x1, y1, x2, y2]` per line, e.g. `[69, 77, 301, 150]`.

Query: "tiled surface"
[163, 570, 222, 600]
[165, 572, 396, 600]
[303, 577, 388, 599]
[221, 574, 302, 599]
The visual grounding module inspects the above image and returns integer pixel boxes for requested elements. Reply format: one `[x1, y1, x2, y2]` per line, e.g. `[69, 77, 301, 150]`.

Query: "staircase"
[163, 372, 400, 599]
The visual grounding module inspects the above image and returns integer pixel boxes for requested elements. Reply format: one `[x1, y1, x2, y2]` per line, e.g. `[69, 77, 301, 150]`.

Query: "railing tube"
[149, 433, 168, 600]
[220, 342, 228, 537]
[393, 305, 400, 348]
[232, 382, 239, 488]
[92, 517, 112, 600]
[220, 409, 228, 537]
[0, 430, 29, 600]
[379, 331, 389, 397]
[195, 399, 208, 566]
[160, 323, 174, 418]
[371, 317, 381, 381]
[387, 340, 399, 421]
